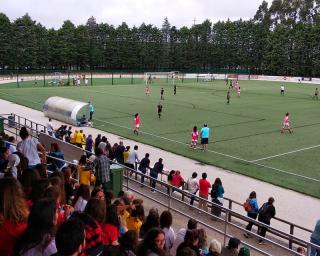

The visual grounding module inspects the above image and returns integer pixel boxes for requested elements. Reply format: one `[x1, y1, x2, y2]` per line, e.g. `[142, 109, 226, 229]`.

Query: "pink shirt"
[284, 116, 289, 124]
[192, 131, 198, 140]
[135, 116, 140, 125]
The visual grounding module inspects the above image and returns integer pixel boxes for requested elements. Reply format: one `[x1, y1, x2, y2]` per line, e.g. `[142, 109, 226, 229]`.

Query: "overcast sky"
[1, 0, 272, 29]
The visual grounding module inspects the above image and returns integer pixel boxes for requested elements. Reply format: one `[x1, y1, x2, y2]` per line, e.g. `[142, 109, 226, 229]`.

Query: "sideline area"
[0, 98, 319, 241]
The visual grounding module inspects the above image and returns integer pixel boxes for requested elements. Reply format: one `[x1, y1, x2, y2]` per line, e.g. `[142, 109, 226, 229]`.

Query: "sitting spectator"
[73, 184, 90, 212]
[160, 210, 176, 253]
[7, 153, 20, 178]
[55, 217, 86, 256]
[33, 163, 48, 178]
[238, 247, 250, 256]
[102, 204, 120, 246]
[177, 247, 197, 256]
[70, 212, 104, 255]
[171, 219, 198, 255]
[176, 229, 200, 256]
[0, 147, 9, 173]
[65, 126, 72, 143]
[8, 136, 17, 154]
[61, 166, 74, 204]
[113, 199, 130, 235]
[48, 143, 65, 172]
[19, 167, 40, 200]
[171, 170, 184, 188]
[49, 173, 66, 204]
[16, 198, 58, 256]
[118, 230, 139, 256]
[17, 127, 46, 168]
[91, 187, 105, 201]
[127, 204, 145, 235]
[55, 125, 66, 140]
[207, 239, 221, 256]
[29, 178, 50, 205]
[198, 229, 209, 255]
[0, 178, 29, 255]
[137, 227, 167, 256]
[220, 237, 240, 256]
[140, 208, 160, 239]
[85, 198, 106, 224]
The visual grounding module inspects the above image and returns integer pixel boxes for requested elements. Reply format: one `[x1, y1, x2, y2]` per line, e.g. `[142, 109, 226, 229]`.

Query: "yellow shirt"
[75, 132, 84, 144]
[126, 216, 142, 234]
[123, 151, 130, 163]
[78, 165, 94, 186]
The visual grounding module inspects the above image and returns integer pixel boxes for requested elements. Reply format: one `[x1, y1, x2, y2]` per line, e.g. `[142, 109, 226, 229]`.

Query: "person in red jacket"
[0, 178, 29, 256]
[198, 172, 211, 212]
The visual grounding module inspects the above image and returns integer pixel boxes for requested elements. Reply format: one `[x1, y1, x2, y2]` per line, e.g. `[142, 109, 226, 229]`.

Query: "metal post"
[197, 73, 199, 83]
[68, 70, 70, 85]
[289, 224, 294, 249]
[112, 73, 114, 85]
[223, 211, 229, 246]
[91, 71, 93, 86]
[43, 73, 46, 87]
[182, 73, 184, 83]
[166, 74, 168, 83]
[16, 71, 19, 88]
[228, 200, 232, 222]
[131, 73, 133, 84]
[168, 186, 172, 210]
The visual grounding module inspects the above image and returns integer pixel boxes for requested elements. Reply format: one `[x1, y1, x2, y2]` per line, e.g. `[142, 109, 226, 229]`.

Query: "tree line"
[0, 0, 320, 77]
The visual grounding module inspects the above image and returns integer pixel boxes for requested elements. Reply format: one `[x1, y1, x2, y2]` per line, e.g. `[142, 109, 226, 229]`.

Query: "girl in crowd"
[160, 210, 176, 253]
[137, 228, 167, 256]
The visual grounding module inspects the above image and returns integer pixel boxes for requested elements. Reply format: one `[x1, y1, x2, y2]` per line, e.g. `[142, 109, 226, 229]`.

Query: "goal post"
[144, 71, 181, 86]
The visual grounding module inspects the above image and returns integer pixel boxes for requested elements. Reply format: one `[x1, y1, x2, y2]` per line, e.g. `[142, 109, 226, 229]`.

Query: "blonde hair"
[0, 178, 29, 225]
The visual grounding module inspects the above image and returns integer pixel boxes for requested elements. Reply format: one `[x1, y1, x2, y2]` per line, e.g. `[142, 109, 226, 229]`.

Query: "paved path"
[0, 98, 318, 242]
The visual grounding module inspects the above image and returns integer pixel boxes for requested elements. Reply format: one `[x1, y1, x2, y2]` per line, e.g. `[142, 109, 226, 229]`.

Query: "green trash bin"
[110, 164, 123, 196]
[0, 117, 4, 133]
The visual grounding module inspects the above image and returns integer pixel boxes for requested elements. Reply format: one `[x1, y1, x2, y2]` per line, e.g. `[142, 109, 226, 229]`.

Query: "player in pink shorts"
[281, 112, 293, 134]
[190, 126, 199, 149]
[134, 113, 141, 135]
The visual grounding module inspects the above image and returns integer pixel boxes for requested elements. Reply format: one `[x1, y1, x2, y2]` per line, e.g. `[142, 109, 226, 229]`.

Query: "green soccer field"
[1, 78, 320, 198]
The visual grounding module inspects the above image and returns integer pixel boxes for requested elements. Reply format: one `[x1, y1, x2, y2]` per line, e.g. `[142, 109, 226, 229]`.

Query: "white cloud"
[0, 0, 273, 29]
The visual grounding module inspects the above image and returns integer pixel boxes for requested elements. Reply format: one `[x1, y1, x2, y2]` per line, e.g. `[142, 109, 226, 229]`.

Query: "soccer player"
[312, 88, 318, 100]
[174, 84, 177, 95]
[160, 87, 164, 100]
[190, 126, 198, 149]
[280, 112, 293, 134]
[145, 86, 150, 96]
[134, 113, 141, 135]
[280, 85, 285, 96]
[157, 102, 163, 118]
[227, 90, 230, 104]
[237, 86, 241, 97]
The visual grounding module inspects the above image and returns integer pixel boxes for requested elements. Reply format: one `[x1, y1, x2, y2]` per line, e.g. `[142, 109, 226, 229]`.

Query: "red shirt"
[199, 179, 211, 196]
[0, 219, 27, 256]
[101, 223, 119, 245]
[172, 174, 183, 187]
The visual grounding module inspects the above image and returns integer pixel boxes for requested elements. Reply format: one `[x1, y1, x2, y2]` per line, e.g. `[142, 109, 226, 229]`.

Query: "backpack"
[211, 185, 218, 199]
[243, 199, 252, 212]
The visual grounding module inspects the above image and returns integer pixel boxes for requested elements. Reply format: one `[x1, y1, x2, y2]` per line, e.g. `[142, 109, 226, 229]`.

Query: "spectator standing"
[139, 153, 150, 186]
[115, 141, 125, 164]
[94, 134, 102, 151]
[46, 118, 54, 137]
[210, 177, 225, 217]
[187, 172, 199, 206]
[65, 126, 72, 143]
[98, 136, 108, 154]
[93, 148, 111, 195]
[160, 210, 176, 253]
[150, 158, 164, 193]
[85, 134, 94, 158]
[243, 191, 259, 238]
[127, 145, 140, 173]
[198, 172, 211, 212]
[89, 101, 94, 121]
[257, 197, 276, 244]
[0, 178, 29, 255]
[310, 219, 320, 256]
[77, 155, 95, 186]
[220, 237, 240, 256]
[17, 127, 46, 168]
[200, 124, 210, 151]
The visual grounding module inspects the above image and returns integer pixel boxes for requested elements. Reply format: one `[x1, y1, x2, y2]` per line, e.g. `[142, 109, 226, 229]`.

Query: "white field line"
[251, 144, 320, 163]
[94, 117, 320, 183]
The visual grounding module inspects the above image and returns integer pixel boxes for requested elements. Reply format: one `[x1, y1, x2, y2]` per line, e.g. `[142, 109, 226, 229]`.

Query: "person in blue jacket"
[244, 191, 259, 238]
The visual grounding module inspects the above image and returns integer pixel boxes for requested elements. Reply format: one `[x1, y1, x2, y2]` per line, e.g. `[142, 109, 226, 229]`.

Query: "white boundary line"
[93, 117, 320, 183]
[251, 144, 320, 163]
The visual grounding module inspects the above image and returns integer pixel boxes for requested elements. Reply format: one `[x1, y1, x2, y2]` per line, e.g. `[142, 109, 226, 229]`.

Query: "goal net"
[48, 72, 62, 86]
[197, 73, 215, 82]
[144, 71, 181, 86]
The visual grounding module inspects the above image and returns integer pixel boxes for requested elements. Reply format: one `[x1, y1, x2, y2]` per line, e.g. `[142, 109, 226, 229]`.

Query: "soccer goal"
[144, 71, 181, 86]
[48, 72, 62, 86]
[197, 73, 215, 82]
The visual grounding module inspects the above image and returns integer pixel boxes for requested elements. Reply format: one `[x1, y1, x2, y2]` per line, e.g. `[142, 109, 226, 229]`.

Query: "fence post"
[16, 71, 19, 88]
[131, 73, 133, 84]
[43, 72, 46, 87]
[228, 200, 232, 222]
[91, 71, 93, 86]
[112, 73, 114, 85]
[168, 186, 172, 210]
[182, 73, 184, 83]
[289, 224, 294, 249]
[197, 73, 199, 83]
[223, 210, 229, 246]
